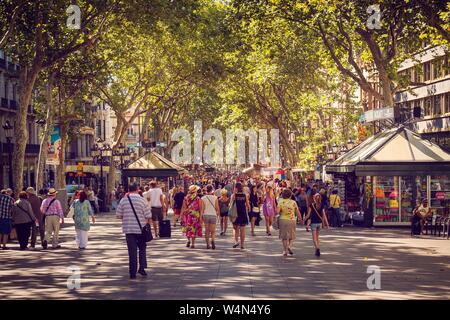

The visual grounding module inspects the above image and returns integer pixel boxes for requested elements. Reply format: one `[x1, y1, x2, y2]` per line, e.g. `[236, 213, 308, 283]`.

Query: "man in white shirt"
[143, 181, 165, 237]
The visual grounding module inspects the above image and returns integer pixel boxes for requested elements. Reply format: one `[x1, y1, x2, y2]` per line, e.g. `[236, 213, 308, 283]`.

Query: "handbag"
[127, 196, 153, 242]
[228, 195, 238, 223]
[16, 203, 35, 223]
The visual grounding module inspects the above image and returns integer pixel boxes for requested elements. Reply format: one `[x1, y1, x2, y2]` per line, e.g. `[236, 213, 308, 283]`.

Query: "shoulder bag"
[127, 195, 153, 242]
[15, 203, 35, 223]
[312, 204, 326, 229]
[43, 198, 57, 222]
[228, 195, 238, 223]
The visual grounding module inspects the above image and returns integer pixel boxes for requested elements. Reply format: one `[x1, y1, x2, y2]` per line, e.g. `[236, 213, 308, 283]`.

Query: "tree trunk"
[13, 66, 40, 194]
[36, 74, 55, 192]
[379, 71, 396, 118]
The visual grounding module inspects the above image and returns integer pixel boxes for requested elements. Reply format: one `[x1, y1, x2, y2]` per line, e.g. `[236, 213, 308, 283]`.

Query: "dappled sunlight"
[0, 214, 449, 299]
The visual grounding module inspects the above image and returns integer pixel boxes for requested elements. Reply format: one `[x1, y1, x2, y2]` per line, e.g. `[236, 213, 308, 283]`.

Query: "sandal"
[190, 244, 195, 249]
[232, 243, 239, 248]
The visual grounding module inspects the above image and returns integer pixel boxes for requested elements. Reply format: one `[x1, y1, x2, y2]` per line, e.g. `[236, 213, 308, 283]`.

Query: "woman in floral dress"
[70, 191, 95, 250]
[180, 185, 203, 249]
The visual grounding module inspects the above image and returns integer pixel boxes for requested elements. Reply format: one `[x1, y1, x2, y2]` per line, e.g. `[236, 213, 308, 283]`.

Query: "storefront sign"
[361, 107, 395, 123]
[77, 162, 83, 176]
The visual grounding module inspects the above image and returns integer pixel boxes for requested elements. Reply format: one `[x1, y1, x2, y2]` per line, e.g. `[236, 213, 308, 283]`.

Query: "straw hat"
[188, 185, 200, 193]
[47, 188, 58, 196]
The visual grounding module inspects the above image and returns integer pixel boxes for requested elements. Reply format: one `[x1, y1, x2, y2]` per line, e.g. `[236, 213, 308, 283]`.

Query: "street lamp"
[91, 140, 111, 212]
[2, 120, 14, 188]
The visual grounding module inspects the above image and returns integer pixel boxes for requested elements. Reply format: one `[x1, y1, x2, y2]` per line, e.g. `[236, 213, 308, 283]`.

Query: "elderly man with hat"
[40, 188, 64, 249]
[26, 187, 44, 249]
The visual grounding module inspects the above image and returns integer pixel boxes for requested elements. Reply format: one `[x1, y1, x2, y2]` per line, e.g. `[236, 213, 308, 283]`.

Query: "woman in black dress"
[249, 185, 261, 236]
[231, 182, 250, 249]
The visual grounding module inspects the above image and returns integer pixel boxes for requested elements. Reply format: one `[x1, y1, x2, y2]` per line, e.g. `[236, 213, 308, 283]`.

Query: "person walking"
[143, 181, 165, 238]
[26, 187, 44, 249]
[180, 185, 203, 249]
[86, 187, 97, 214]
[40, 188, 64, 249]
[295, 187, 308, 221]
[231, 182, 250, 250]
[262, 185, 276, 236]
[0, 192, 14, 250]
[12, 192, 36, 250]
[276, 189, 302, 256]
[249, 185, 261, 236]
[218, 189, 230, 236]
[70, 191, 96, 250]
[116, 183, 152, 279]
[201, 185, 220, 249]
[305, 193, 329, 257]
[172, 186, 185, 227]
[329, 189, 342, 228]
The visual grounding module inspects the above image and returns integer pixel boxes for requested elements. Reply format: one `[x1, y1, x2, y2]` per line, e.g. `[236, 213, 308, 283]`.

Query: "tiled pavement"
[0, 213, 449, 300]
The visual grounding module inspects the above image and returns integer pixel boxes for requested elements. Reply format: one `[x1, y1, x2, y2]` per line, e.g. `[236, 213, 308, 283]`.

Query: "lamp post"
[91, 138, 111, 212]
[2, 120, 14, 189]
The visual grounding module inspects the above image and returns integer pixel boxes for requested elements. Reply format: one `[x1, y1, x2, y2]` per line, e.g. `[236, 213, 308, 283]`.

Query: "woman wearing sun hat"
[180, 185, 203, 249]
[40, 188, 64, 249]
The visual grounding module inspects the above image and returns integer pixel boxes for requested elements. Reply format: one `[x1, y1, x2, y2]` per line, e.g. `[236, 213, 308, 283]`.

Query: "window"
[425, 97, 432, 116]
[4, 81, 7, 99]
[414, 65, 422, 83]
[445, 54, 450, 76]
[433, 95, 442, 116]
[445, 93, 450, 114]
[415, 99, 423, 118]
[96, 120, 101, 138]
[423, 62, 431, 81]
[432, 57, 444, 80]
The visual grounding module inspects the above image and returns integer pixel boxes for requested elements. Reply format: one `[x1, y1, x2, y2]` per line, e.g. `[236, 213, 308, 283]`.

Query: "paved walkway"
[0, 213, 449, 300]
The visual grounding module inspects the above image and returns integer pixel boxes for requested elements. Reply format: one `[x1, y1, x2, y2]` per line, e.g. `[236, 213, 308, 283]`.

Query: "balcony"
[9, 100, 17, 110]
[1, 98, 8, 108]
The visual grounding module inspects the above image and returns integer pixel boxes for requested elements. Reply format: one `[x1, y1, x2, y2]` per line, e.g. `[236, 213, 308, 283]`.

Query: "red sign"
[436, 192, 445, 200]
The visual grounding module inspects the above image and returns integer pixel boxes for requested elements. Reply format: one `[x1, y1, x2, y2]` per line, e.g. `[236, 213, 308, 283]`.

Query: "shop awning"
[326, 126, 450, 176]
[122, 151, 187, 178]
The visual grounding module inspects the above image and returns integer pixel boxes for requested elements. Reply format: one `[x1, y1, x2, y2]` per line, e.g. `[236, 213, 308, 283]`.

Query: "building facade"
[0, 50, 40, 189]
[395, 45, 450, 151]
